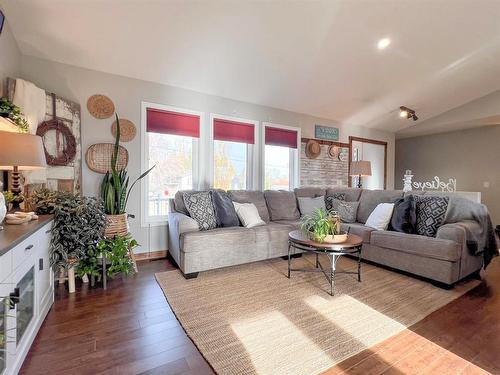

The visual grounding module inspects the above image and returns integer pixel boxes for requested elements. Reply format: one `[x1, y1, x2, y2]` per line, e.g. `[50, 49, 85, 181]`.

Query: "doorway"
[349, 136, 387, 190]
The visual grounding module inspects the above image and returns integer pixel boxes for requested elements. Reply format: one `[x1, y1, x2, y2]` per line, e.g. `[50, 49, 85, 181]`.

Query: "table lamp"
[349, 160, 372, 188]
[0, 131, 47, 210]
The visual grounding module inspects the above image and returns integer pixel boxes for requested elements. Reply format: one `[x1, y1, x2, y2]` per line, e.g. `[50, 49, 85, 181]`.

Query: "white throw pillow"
[365, 203, 395, 231]
[233, 202, 266, 228]
[298, 196, 326, 216]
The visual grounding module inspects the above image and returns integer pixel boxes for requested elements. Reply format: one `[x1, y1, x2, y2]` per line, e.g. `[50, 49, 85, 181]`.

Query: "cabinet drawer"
[12, 236, 36, 271]
[0, 250, 12, 283]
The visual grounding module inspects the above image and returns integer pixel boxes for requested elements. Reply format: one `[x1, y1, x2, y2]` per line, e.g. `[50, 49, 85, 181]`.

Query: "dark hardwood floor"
[20, 259, 215, 375]
[21, 257, 500, 375]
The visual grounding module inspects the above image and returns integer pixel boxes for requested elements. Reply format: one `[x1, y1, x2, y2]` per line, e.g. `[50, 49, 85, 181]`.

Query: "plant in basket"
[300, 208, 346, 243]
[100, 114, 154, 237]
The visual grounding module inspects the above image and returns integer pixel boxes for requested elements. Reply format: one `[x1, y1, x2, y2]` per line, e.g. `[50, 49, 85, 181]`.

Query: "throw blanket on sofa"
[444, 197, 498, 268]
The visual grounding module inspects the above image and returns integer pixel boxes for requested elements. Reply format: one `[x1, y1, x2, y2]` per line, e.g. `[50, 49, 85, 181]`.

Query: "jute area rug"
[155, 255, 478, 375]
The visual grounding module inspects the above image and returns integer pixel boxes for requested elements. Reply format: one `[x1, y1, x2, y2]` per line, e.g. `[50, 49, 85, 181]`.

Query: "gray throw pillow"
[298, 196, 326, 216]
[211, 190, 239, 227]
[263, 190, 300, 221]
[414, 195, 449, 237]
[330, 198, 359, 223]
[183, 191, 217, 230]
[325, 193, 346, 212]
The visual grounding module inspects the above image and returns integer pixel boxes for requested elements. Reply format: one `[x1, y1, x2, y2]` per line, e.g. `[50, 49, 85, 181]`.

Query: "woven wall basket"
[85, 143, 129, 174]
[111, 119, 136, 142]
[87, 94, 115, 119]
[105, 213, 129, 238]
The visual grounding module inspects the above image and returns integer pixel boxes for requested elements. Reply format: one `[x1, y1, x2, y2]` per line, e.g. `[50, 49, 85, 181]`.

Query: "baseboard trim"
[135, 250, 168, 261]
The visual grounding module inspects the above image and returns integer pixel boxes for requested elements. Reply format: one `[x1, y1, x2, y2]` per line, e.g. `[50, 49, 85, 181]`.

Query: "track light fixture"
[399, 106, 418, 121]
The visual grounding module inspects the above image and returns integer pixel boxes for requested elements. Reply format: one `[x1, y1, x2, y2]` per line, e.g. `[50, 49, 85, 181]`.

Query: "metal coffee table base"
[287, 241, 362, 296]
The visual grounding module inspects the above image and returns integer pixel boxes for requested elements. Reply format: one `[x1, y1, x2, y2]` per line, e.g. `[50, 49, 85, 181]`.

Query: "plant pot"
[323, 232, 348, 244]
[105, 213, 129, 238]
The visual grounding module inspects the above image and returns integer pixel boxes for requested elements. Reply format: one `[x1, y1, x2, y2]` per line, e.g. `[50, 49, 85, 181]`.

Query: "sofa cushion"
[211, 190, 239, 227]
[294, 187, 326, 198]
[414, 195, 449, 237]
[264, 190, 300, 221]
[326, 187, 362, 202]
[229, 190, 270, 223]
[273, 219, 301, 230]
[174, 190, 195, 216]
[371, 231, 460, 262]
[340, 223, 375, 244]
[183, 191, 217, 230]
[357, 190, 404, 223]
[390, 196, 416, 234]
[297, 196, 326, 216]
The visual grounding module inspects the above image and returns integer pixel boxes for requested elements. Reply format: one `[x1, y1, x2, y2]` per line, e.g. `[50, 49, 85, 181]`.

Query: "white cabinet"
[0, 220, 54, 375]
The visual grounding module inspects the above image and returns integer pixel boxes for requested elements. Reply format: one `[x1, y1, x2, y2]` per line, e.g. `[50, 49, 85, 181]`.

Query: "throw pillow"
[329, 198, 359, 223]
[365, 203, 395, 231]
[183, 191, 217, 231]
[211, 190, 239, 228]
[233, 202, 266, 228]
[389, 195, 416, 234]
[414, 195, 449, 237]
[325, 192, 346, 211]
[297, 196, 326, 216]
[264, 190, 300, 220]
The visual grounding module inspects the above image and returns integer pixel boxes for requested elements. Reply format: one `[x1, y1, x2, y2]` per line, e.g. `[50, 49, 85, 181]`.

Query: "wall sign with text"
[315, 125, 339, 141]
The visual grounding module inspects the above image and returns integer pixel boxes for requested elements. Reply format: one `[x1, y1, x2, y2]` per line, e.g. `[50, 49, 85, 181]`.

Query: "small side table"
[287, 230, 363, 296]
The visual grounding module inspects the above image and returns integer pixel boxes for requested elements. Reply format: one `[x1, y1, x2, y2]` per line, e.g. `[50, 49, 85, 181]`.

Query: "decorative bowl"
[323, 232, 348, 244]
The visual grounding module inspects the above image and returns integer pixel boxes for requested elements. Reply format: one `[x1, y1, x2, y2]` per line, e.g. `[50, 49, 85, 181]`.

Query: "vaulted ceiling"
[2, 0, 500, 136]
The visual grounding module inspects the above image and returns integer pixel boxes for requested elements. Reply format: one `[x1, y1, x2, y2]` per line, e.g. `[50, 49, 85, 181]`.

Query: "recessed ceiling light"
[377, 38, 391, 50]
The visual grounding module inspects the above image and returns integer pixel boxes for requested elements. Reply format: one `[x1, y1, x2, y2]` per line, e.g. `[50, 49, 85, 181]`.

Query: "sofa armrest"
[437, 220, 483, 279]
[167, 212, 199, 266]
[436, 220, 480, 246]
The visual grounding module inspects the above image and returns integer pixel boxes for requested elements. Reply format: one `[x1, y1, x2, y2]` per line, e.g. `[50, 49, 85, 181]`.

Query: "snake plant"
[100, 115, 154, 215]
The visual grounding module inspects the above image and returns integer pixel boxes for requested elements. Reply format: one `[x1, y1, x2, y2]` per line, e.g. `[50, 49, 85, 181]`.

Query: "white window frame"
[208, 113, 260, 190]
[261, 122, 301, 191]
[141, 101, 205, 226]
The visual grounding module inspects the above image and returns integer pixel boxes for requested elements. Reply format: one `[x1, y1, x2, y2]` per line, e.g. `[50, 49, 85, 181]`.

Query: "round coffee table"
[288, 230, 363, 296]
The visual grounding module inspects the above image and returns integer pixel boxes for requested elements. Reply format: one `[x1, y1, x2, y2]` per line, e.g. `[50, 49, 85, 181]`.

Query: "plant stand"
[91, 254, 109, 290]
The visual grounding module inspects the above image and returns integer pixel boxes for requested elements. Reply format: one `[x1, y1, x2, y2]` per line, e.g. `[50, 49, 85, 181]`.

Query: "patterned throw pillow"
[329, 198, 359, 223]
[414, 195, 449, 237]
[325, 193, 346, 211]
[183, 191, 217, 231]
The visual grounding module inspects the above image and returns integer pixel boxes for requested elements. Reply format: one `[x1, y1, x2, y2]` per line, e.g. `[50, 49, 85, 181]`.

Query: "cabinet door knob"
[25, 244, 34, 251]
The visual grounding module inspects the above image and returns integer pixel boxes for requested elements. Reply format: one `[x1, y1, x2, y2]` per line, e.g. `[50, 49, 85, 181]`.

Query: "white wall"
[0, 19, 21, 94]
[19, 55, 395, 254]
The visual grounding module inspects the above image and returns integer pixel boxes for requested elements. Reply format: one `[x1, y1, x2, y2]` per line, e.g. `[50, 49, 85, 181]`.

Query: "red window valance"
[265, 126, 298, 149]
[213, 118, 255, 144]
[147, 108, 200, 138]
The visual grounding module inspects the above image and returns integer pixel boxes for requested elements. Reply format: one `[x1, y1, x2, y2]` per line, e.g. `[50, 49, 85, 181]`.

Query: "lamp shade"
[0, 131, 47, 170]
[350, 160, 372, 176]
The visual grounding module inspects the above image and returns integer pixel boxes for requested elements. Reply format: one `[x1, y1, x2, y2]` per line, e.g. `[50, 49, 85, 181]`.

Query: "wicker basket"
[85, 143, 129, 174]
[105, 213, 129, 238]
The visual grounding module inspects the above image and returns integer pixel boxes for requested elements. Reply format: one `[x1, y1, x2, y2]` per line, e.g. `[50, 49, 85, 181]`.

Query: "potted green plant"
[48, 192, 106, 270]
[0, 97, 29, 132]
[300, 208, 346, 243]
[100, 115, 154, 237]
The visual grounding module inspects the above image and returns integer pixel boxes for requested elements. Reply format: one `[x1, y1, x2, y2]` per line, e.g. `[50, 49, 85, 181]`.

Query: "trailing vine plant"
[0, 97, 29, 133]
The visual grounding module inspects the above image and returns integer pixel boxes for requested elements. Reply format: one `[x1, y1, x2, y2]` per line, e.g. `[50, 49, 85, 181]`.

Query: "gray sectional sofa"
[167, 187, 486, 287]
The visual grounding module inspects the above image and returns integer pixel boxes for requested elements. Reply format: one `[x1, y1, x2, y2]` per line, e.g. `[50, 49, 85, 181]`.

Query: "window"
[263, 124, 300, 190]
[212, 116, 256, 190]
[143, 104, 201, 222]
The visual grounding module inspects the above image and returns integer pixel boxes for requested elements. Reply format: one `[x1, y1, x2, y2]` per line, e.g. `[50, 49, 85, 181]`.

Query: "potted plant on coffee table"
[100, 115, 154, 237]
[300, 208, 347, 243]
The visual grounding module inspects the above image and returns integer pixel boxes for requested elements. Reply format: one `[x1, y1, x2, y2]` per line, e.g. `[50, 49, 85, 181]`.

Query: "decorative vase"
[104, 213, 129, 238]
[0, 193, 6, 230]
